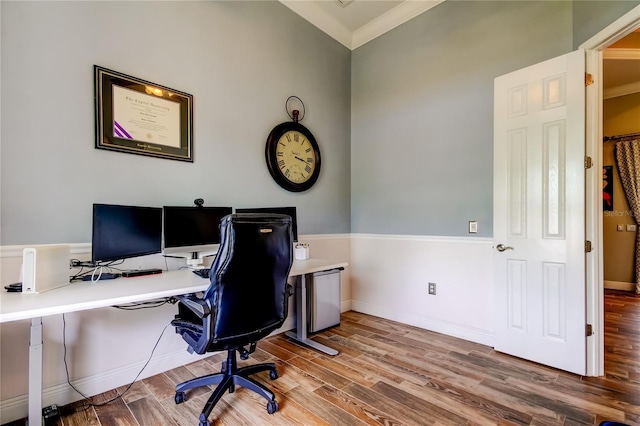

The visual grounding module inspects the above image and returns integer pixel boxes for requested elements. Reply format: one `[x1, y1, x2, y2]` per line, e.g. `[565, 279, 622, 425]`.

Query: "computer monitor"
[162, 206, 232, 266]
[92, 204, 163, 264]
[235, 206, 298, 242]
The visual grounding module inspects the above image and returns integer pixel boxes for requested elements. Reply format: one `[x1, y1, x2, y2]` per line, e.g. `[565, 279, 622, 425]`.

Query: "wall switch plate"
[428, 282, 436, 295]
[468, 221, 478, 234]
[617, 224, 624, 232]
[627, 224, 637, 232]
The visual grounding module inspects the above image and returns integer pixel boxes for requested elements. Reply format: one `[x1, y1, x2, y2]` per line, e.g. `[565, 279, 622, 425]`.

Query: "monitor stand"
[186, 252, 204, 268]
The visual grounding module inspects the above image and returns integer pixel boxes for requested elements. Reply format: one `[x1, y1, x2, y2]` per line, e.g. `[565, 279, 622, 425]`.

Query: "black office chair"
[171, 213, 293, 426]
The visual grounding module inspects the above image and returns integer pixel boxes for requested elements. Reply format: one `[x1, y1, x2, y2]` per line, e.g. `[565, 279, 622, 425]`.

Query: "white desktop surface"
[0, 258, 347, 324]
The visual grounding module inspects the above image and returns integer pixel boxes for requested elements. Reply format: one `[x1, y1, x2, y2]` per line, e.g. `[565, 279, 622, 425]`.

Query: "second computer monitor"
[163, 206, 232, 260]
[235, 206, 298, 242]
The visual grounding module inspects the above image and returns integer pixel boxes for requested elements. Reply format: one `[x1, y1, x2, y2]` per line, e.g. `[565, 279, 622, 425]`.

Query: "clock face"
[276, 130, 316, 184]
[265, 122, 321, 192]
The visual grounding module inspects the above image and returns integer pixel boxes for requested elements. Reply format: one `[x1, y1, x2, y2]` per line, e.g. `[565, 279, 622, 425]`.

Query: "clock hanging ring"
[265, 96, 321, 192]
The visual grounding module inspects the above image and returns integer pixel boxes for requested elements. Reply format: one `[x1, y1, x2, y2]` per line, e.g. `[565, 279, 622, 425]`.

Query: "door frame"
[581, 5, 640, 376]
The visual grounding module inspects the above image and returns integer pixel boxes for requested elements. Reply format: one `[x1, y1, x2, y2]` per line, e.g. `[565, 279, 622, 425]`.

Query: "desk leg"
[28, 317, 43, 425]
[285, 274, 338, 356]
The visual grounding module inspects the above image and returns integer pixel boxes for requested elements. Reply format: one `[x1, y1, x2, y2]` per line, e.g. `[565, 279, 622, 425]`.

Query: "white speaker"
[21, 244, 71, 293]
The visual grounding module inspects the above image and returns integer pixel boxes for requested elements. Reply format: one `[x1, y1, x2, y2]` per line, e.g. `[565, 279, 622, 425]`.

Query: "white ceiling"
[279, 0, 444, 50]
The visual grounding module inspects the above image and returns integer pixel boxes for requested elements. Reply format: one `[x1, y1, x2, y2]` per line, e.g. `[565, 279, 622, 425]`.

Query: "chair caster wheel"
[199, 413, 211, 426]
[174, 391, 186, 404]
[267, 399, 278, 414]
[269, 369, 278, 380]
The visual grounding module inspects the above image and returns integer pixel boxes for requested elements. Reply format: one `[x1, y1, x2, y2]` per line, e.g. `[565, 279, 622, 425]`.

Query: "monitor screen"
[162, 206, 232, 255]
[235, 206, 298, 242]
[92, 204, 163, 263]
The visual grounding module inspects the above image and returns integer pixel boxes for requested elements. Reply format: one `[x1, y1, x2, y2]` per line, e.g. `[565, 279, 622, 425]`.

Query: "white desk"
[0, 258, 347, 425]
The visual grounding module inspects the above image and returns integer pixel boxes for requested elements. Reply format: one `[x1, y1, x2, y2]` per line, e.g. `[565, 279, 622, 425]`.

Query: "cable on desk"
[113, 297, 177, 310]
[69, 259, 125, 282]
[62, 314, 171, 411]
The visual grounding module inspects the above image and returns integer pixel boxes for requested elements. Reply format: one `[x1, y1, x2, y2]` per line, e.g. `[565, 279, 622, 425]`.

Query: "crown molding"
[352, 1, 444, 49]
[279, 0, 444, 50]
[279, 0, 353, 49]
[604, 48, 640, 60]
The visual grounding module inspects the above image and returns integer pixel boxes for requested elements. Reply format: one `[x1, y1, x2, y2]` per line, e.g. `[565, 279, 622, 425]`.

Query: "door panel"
[494, 50, 586, 375]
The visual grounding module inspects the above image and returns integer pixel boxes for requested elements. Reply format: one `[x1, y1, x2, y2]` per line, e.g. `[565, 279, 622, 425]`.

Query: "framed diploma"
[94, 66, 193, 162]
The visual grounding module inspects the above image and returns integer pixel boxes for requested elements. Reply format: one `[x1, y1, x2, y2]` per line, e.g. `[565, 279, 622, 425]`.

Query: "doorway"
[583, 5, 640, 376]
[602, 31, 640, 292]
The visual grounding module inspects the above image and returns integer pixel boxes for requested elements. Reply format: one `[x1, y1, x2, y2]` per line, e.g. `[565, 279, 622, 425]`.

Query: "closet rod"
[603, 132, 640, 142]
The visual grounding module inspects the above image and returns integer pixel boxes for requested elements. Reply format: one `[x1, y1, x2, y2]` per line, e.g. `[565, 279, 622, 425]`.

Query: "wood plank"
[285, 355, 352, 389]
[398, 379, 543, 426]
[163, 365, 212, 400]
[127, 395, 176, 426]
[60, 401, 101, 426]
[91, 389, 139, 426]
[482, 377, 608, 424]
[115, 380, 150, 405]
[307, 353, 382, 387]
[142, 373, 178, 402]
[313, 384, 404, 426]
[258, 339, 298, 360]
[370, 380, 472, 425]
[341, 382, 439, 425]
[285, 385, 367, 425]
[269, 385, 333, 426]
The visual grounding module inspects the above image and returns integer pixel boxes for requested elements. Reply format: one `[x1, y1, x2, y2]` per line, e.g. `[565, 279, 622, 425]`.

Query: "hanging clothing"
[615, 138, 640, 294]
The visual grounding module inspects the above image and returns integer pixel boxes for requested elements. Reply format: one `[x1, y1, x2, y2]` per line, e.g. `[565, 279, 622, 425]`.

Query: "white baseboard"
[351, 300, 494, 347]
[604, 280, 635, 291]
[341, 300, 352, 312]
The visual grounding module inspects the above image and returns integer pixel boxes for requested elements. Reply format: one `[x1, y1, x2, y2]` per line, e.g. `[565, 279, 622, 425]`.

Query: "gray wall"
[351, 1, 573, 237]
[572, 0, 640, 49]
[0, 1, 351, 245]
[2, 1, 637, 244]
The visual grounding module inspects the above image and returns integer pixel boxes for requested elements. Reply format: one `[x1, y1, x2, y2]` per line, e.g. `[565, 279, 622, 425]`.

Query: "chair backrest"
[204, 213, 293, 349]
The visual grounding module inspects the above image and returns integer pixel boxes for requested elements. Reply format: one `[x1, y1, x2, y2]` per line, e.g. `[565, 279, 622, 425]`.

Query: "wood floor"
[6, 289, 640, 426]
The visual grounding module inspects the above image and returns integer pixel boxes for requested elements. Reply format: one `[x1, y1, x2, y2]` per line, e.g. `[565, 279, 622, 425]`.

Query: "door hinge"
[585, 240, 592, 253]
[586, 324, 593, 336]
[584, 156, 593, 169]
[585, 73, 594, 86]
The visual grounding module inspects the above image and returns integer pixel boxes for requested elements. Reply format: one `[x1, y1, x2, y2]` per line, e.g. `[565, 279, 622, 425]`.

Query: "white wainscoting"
[0, 235, 351, 424]
[350, 234, 495, 346]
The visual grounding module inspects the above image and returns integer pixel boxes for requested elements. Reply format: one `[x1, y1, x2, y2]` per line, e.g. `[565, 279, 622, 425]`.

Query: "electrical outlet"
[428, 282, 436, 295]
[627, 224, 637, 232]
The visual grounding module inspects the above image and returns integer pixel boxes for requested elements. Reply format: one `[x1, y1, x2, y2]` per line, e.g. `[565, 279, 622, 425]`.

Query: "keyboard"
[192, 268, 210, 279]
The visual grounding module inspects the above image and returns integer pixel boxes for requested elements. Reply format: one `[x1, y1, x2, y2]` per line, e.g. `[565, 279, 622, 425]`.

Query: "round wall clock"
[265, 119, 321, 192]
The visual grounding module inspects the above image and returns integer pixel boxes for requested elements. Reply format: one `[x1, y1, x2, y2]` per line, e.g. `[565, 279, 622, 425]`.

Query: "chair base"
[175, 349, 279, 426]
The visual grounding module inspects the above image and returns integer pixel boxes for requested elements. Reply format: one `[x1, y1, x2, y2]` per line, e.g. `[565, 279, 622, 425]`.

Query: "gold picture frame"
[94, 65, 193, 162]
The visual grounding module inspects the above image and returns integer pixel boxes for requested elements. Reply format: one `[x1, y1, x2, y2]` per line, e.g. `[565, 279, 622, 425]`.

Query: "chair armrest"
[175, 294, 211, 319]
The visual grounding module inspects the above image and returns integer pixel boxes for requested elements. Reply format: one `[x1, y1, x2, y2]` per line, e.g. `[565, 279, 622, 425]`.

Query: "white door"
[493, 50, 586, 375]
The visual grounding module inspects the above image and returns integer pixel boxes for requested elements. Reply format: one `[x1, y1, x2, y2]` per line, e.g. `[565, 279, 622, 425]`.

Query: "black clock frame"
[265, 121, 321, 192]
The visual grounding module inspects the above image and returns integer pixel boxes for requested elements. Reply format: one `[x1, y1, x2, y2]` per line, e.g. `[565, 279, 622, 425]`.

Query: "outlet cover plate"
[469, 221, 478, 233]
